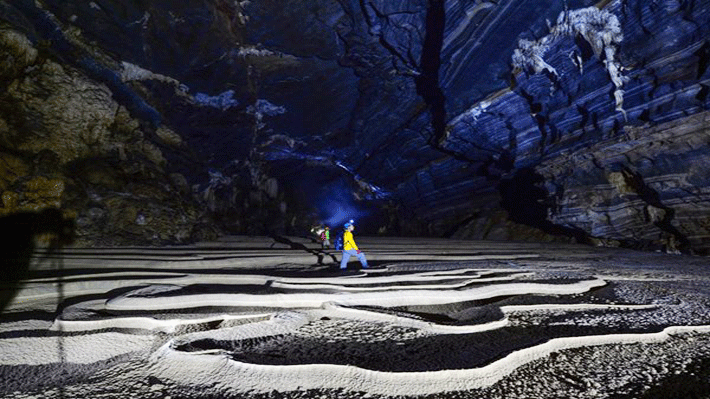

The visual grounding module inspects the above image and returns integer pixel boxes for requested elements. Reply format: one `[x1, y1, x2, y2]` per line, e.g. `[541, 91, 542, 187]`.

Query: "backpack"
[334, 230, 344, 250]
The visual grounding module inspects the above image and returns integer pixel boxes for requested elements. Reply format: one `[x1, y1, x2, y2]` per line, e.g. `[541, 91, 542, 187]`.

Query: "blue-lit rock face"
[0, 0, 709, 252]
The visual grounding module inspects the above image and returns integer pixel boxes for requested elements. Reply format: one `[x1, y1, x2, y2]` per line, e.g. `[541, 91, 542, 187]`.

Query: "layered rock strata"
[400, 0, 710, 253]
[539, 110, 710, 253]
[1, 0, 709, 251]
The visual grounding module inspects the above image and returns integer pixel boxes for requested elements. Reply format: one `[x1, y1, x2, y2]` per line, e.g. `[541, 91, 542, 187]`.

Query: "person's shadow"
[268, 234, 338, 265]
[0, 208, 75, 314]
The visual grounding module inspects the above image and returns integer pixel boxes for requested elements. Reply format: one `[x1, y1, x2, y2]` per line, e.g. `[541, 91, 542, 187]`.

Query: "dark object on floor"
[0, 208, 75, 314]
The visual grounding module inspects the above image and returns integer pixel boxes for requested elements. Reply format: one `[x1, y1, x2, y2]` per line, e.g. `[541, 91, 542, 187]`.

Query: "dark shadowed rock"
[0, 0, 708, 252]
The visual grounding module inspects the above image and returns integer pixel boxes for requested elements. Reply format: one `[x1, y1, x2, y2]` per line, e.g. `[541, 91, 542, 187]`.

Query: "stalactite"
[512, 5, 628, 118]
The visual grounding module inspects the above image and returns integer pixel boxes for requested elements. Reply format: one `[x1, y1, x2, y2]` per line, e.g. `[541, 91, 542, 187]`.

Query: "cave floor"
[1, 236, 710, 398]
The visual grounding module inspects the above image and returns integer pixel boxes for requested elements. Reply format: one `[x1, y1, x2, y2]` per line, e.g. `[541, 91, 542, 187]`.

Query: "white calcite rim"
[151, 325, 710, 396]
[161, 298, 672, 374]
[106, 278, 608, 310]
[6, 238, 710, 398]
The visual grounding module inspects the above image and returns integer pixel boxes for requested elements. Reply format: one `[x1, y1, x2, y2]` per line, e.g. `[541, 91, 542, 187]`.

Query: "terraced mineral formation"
[1, 237, 710, 398]
[2, 1, 709, 397]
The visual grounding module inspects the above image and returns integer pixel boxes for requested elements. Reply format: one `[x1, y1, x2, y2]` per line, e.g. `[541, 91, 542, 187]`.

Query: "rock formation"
[0, 0, 708, 252]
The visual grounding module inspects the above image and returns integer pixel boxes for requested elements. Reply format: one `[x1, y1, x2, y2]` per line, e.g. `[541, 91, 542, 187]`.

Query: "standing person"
[321, 226, 331, 249]
[340, 220, 367, 270]
[312, 226, 324, 240]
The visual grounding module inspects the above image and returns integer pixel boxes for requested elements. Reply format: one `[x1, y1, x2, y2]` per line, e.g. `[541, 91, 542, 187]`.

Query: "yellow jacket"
[343, 231, 358, 251]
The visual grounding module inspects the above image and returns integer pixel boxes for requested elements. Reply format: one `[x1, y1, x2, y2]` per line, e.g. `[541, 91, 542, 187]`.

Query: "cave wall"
[438, 1, 710, 253]
[394, 0, 710, 253]
[1, 0, 709, 252]
[539, 110, 710, 252]
[0, 26, 206, 245]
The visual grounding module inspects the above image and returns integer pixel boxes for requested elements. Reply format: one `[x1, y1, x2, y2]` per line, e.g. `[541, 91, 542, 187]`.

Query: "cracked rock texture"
[0, 0, 709, 251]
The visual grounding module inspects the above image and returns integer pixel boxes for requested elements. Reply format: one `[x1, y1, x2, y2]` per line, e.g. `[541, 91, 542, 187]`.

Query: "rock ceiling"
[0, 0, 709, 253]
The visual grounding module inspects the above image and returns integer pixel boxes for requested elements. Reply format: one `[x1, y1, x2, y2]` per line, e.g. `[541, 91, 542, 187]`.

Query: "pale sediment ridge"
[2, 237, 710, 398]
[150, 325, 710, 396]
